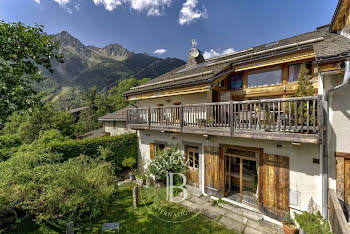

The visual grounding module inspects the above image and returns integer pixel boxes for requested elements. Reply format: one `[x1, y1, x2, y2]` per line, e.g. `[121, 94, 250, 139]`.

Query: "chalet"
[121, 0, 350, 228]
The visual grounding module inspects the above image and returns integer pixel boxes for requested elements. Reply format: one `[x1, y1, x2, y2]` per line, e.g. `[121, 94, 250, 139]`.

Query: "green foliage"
[122, 157, 136, 169]
[0, 134, 22, 161]
[148, 146, 186, 184]
[2, 105, 75, 143]
[73, 108, 101, 137]
[72, 78, 150, 136]
[49, 133, 138, 172]
[283, 211, 295, 227]
[0, 146, 116, 224]
[0, 21, 63, 124]
[295, 212, 332, 234]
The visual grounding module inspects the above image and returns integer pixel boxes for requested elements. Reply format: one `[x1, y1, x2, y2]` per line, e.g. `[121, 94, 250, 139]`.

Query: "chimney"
[186, 39, 205, 67]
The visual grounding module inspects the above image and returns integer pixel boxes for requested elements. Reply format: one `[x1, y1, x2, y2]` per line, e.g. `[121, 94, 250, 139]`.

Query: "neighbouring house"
[99, 107, 135, 136]
[69, 106, 90, 122]
[111, 0, 350, 227]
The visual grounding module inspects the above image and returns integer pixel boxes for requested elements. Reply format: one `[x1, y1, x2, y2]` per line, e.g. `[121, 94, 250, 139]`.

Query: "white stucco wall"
[137, 129, 323, 213]
[134, 91, 211, 108]
[103, 121, 135, 136]
[320, 72, 350, 192]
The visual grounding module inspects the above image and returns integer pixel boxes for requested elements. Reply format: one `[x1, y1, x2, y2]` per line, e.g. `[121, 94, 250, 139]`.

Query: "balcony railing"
[127, 96, 323, 144]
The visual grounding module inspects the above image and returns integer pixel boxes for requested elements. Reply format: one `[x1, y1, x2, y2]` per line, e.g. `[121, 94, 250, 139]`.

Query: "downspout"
[322, 60, 350, 219]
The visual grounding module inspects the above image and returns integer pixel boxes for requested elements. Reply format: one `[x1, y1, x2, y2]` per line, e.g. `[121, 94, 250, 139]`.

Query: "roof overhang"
[330, 0, 348, 32]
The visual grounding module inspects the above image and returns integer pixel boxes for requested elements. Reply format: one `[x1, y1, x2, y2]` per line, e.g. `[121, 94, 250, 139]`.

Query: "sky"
[0, 0, 339, 60]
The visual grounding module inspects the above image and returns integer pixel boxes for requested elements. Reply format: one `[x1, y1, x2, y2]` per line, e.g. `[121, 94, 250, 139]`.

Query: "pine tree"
[296, 64, 314, 97]
[295, 64, 315, 126]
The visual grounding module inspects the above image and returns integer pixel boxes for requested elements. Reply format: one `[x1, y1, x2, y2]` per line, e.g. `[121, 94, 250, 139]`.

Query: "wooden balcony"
[127, 96, 324, 144]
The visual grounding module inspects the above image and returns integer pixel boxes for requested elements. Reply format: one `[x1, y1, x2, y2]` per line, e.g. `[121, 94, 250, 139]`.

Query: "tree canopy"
[0, 22, 63, 124]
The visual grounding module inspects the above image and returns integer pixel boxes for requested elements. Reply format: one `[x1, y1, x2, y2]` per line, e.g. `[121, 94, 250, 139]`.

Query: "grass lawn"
[10, 182, 236, 234]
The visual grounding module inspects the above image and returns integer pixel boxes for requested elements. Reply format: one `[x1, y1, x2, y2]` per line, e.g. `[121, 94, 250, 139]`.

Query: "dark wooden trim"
[336, 152, 350, 159]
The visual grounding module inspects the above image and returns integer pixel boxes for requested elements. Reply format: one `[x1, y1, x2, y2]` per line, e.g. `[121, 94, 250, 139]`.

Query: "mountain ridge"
[41, 31, 186, 109]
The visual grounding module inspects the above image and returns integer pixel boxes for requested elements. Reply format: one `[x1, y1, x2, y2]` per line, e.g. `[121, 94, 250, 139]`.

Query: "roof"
[69, 106, 89, 114]
[98, 107, 129, 121]
[124, 26, 350, 97]
[78, 128, 109, 139]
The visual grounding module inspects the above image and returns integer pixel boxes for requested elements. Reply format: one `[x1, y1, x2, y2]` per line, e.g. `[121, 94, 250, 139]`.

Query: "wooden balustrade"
[127, 96, 323, 144]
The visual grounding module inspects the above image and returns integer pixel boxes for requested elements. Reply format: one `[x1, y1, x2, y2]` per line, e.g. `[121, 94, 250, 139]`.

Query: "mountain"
[41, 31, 185, 105]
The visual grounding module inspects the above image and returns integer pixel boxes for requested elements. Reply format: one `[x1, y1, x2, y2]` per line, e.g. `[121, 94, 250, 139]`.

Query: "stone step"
[225, 210, 248, 225]
[218, 202, 263, 222]
[204, 204, 227, 216]
[186, 185, 202, 197]
[246, 220, 281, 234]
[219, 216, 246, 233]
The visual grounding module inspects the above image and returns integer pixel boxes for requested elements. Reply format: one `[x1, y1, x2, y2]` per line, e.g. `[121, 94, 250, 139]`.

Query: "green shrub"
[295, 212, 332, 234]
[49, 133, 138, 172]
[0, 146, 116, 224]
[283, 211, 295, 227]
[122, 157, 136, 169]
[148, 145, 186, 184]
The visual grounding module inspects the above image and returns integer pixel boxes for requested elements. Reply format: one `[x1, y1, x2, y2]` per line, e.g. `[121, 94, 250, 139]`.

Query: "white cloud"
[203, 49, 220, 59]
[178, 0, 207, 25]
[153, 48, 167, 55]
[203, 48, 236, 59]
[93, 0, 172, 15]
[75, 3, 80, 11]
[34, 0, 40, 3]
[222, 48, 235, 55]
[93, 0, 123, 11]
[54, 0, 71, 5]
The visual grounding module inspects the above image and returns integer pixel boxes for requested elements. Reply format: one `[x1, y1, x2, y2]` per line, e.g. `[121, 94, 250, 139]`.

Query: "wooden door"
[186, 146, 199, 186]
[262, 154, 289, 220]
[204, 146, 222, 196]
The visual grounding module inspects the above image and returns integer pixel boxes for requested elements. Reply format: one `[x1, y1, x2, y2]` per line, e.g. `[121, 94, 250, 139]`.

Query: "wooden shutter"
[336, 156, 345, 200]
[345, 159, 350, 205]
[150, 143, 155, 160]
[204, 146, 222, 197]
[262, 154, 289, 220]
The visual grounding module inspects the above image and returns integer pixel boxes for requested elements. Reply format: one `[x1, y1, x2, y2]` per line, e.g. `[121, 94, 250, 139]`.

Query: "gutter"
[321, 59, 350, 219]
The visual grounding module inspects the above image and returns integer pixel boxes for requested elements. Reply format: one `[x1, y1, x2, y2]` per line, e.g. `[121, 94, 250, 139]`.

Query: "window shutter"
[150, 143, 155, 160]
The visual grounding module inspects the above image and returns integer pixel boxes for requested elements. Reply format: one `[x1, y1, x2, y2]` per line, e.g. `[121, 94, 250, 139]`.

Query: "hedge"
[49, 133, 138, 172]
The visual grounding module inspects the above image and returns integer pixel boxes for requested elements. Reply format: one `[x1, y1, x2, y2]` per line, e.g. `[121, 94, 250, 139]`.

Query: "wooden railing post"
[179, 105, 184, 131]
[230, 101, 234, 137]
[147, 107, 151, 129]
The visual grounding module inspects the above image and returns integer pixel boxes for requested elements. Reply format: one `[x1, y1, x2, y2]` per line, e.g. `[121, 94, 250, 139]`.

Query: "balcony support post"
[230, 100, 234, 137]
[179, 105, 184, 132]
[147, 107, 151, 129]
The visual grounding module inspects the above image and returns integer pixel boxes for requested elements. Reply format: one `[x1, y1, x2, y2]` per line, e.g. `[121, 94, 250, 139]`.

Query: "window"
[186, 146, 199, 169]
[155, 143, 165, 155]
[228, 73, 243, 90]
[248, 67, 281, 88]
[288, 62, 312, 82]
[113, 121, 117, 128]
